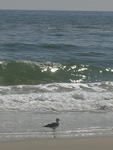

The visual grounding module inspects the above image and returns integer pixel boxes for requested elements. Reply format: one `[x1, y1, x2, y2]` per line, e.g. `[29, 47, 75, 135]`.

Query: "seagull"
[43, 118, 60, 131]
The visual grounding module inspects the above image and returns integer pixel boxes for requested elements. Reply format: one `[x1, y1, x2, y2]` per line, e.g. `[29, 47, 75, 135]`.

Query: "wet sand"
[0, 137, 113, 150]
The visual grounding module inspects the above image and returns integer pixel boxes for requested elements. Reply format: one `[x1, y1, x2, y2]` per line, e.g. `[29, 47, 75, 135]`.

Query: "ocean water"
[0, 10, 113, 141]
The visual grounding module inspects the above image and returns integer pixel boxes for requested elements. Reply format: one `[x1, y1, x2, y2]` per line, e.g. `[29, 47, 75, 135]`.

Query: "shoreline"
[0, 136, 113, 150]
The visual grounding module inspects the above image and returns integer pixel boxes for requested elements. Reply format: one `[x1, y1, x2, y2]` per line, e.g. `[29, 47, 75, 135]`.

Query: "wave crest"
[0, 61, 113, 85]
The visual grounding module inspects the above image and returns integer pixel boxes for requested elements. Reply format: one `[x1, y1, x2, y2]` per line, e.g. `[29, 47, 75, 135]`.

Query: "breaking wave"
[0, 61, 113, 85]
[0, 82, 113, 112]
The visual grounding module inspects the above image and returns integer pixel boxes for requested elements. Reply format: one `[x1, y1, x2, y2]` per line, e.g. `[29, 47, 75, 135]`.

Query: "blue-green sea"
[0, 10, 113, 85]
[0, 10, 113, 141]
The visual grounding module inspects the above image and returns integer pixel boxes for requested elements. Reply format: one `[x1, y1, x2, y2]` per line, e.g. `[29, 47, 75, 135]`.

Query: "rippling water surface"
[0, 10, 113, 140]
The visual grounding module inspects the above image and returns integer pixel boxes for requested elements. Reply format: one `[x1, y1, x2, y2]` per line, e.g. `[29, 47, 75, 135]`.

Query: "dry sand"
[0, 137, 113, 150]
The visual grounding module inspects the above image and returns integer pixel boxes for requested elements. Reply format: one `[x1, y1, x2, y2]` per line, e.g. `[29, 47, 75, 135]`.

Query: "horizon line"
[0, 8, 113, 13]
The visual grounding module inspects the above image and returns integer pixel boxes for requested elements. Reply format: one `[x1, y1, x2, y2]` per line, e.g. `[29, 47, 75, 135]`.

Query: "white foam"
[0, 82, 113, 112]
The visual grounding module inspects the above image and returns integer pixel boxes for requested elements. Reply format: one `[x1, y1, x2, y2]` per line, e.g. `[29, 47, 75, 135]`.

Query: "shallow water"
[0, 111, 113, 141]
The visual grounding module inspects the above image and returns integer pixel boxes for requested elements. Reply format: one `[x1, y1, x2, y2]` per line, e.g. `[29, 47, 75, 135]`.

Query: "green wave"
[0, 61, 113, 85]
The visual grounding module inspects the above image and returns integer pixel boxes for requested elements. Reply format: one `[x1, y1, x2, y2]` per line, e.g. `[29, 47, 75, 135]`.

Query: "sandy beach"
[0, 137, 113, 150]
